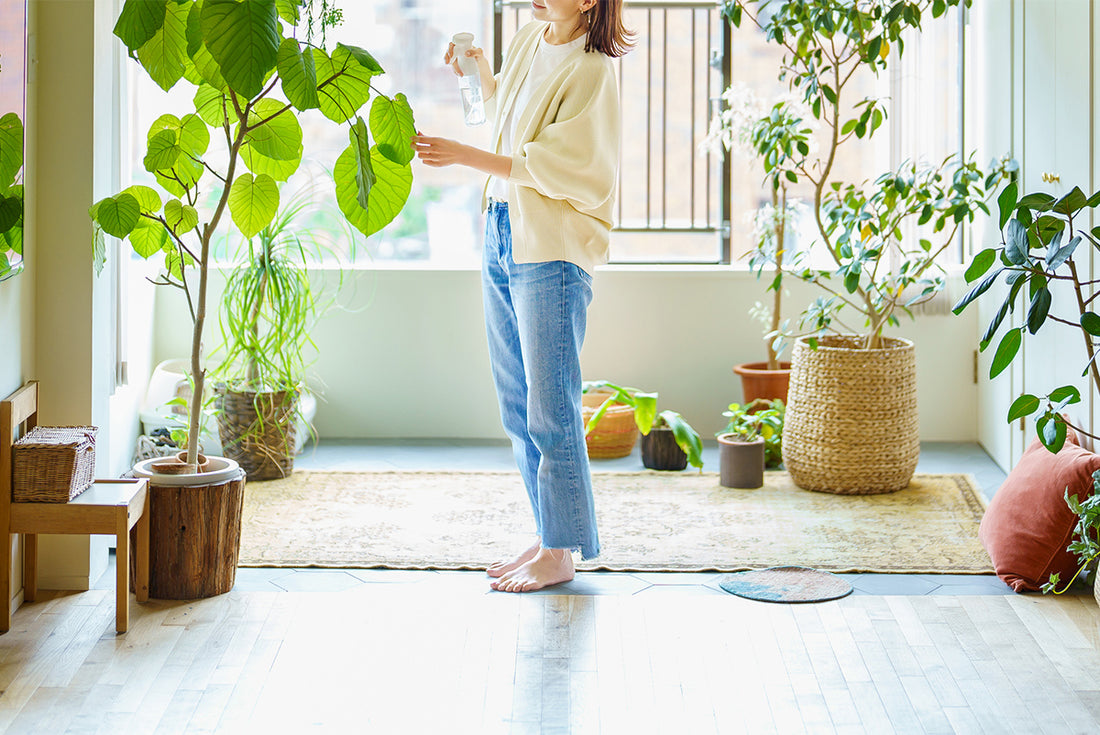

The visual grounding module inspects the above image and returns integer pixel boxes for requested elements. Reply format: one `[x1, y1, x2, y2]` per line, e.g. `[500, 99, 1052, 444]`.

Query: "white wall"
[152, 266, 983, 443]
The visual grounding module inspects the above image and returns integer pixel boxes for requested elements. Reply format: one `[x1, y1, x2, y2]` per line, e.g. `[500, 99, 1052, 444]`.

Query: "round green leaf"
[313, 46, 373, 124]
[129, 217, 171, 258]
[164, 198, 199, 235]
[200, 0, 280, 100]
[244, 98, 302, 161]
[135, 0, 189, 92]
[144, 129, 182, 173]
[113, 0, 168, 54]
[95, 193, 141, 239]
[334, 144, 412, 238]
[0, 112, 24, 190]
[370, 93, 416, 166]
[241, 142, 302, 182]
[120, 185, 162, 214]
[277, 37, 319, 111]
[194, 85, 229, 128]
[228, 173, 279, 239]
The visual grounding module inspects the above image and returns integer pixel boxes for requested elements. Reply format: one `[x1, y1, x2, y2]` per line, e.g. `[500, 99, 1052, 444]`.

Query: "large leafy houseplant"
[953, 185, 1100, 595]
[722, 0, 1012, 351]
[954, 184, 1100, 453]
[90, 0, 415, 472]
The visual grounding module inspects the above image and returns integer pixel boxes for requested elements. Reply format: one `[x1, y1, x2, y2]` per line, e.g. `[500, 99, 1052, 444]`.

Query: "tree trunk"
[139, 471, 246, 599]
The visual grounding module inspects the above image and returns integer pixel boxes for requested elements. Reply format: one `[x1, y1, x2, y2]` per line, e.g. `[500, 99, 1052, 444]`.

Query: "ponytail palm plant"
[90, 0, 414, 471]
[212, 193, 332, 478]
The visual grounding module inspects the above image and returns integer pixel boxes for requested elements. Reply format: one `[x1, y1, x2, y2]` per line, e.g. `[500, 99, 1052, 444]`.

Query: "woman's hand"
[444, 42, 487, 77]
[412, 134, 469, 168]
[444, 41, 496, 99]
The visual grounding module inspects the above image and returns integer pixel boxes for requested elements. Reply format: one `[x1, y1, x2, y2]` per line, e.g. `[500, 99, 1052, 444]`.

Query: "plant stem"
[186, 115, 245, 468]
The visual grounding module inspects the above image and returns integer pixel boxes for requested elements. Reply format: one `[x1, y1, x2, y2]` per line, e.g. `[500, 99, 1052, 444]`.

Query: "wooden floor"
[1, 578, 1100, 734]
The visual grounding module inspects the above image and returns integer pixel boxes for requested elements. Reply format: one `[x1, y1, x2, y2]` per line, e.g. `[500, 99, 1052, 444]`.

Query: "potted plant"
[954, 183, 1100, 601]
[717, 399, 784, 489]
[89, 0, 414, 598]
[212, 191, 334, 481]
[722, 0, 1013, 494]
[582, 381, 703, 471]
[705, 84, 809, 403]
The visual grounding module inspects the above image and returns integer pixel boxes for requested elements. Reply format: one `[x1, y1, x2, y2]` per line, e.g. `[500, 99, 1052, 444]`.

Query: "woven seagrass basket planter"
[783, 335, 919, 495]
[581, 389, 639, 459]
[215, 385, 299, 481]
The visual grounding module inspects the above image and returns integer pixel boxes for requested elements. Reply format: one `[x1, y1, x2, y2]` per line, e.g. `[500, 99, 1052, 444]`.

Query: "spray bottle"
[452, 33, 486, 127]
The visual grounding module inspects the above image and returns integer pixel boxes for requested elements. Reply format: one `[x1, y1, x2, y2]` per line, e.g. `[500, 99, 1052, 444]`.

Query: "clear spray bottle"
[452, 33, 486, 127]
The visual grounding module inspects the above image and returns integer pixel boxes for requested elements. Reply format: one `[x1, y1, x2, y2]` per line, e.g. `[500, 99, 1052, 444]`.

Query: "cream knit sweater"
[483, 21, 621, 275]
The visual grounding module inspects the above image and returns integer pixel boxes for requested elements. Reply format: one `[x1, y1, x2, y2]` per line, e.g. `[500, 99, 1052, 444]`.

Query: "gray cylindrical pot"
[717, 434, 765, 489]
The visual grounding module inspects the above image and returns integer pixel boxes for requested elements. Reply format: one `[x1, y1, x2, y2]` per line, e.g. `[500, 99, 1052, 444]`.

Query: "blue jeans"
[482, 201, 600, 560]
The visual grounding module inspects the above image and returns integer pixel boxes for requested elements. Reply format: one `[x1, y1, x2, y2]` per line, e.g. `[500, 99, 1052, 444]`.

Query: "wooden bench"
[1, 381, 150, 633]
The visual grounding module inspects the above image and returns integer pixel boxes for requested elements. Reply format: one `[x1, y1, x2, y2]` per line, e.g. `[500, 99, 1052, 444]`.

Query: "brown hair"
[584, 0, 634, 58]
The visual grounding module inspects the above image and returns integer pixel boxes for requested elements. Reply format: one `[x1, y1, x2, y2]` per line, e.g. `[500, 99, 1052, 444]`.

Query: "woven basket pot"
[215, 386, 299, 481]
[582, 390, 639, 459]
[783, 335, 919, 495]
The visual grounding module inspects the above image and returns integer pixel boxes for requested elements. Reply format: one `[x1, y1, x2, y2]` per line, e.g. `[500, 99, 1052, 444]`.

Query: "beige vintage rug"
[237, 470, 992, 573]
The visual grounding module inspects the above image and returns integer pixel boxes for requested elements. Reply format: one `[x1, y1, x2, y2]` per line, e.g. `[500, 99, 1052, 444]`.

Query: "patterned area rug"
[237, 471, 992, 573]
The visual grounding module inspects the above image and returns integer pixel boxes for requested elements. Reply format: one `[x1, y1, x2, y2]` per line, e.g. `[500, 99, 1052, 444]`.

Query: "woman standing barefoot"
[413, 0, 632, 593]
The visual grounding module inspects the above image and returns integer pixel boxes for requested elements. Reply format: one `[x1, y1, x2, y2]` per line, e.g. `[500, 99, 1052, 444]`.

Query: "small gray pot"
[717, 434, 765, 489]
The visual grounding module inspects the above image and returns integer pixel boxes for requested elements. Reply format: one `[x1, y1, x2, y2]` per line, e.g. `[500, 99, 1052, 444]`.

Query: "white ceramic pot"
[132, 455, 241, 486]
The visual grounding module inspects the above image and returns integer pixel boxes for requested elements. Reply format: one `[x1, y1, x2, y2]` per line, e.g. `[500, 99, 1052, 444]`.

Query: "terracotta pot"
[640, 427, 688, 471]
[733, 361, 792, 405]
[718, 434, 765, 489]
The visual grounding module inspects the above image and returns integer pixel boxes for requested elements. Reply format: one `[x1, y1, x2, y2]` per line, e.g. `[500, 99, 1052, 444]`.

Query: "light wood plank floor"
[1, 578, 1099, 734]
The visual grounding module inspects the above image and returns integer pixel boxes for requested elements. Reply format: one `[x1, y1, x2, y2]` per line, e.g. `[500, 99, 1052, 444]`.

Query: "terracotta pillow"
[980, 433, 1100, 592]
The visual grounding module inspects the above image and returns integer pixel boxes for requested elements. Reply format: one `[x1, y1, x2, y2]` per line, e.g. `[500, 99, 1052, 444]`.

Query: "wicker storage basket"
[582, 390, 639, 459]
[12, 426, 97, 502]
[783, 335, 919, 495]
[215, 385, 299, 481]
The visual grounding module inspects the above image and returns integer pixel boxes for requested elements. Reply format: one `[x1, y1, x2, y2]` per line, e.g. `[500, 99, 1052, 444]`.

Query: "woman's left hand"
[412, 134, 468, 168]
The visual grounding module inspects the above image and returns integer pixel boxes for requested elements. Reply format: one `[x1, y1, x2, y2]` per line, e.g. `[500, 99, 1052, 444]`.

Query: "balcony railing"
[494, 0, 731, 263]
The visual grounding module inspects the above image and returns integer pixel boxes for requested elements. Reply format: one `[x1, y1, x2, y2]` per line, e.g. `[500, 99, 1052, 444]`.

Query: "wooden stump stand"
[135, 470, 246, 600]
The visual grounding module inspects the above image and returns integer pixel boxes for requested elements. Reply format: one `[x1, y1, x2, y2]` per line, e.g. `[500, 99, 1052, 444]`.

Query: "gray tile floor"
[96, 440, 1037, 598]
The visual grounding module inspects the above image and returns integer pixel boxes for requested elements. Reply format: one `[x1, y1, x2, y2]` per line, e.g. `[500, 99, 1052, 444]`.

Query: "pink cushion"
[980, 433, 1100, 592]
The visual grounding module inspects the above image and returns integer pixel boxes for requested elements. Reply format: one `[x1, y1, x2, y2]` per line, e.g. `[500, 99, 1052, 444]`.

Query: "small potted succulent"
[717, 399, 784, 489]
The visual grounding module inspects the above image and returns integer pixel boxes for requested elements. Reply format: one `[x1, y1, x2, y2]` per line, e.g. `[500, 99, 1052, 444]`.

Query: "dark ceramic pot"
[640, 426, 688, 471]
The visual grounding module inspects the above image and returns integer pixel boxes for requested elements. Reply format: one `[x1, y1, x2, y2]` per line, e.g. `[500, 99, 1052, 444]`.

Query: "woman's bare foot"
[490, 547, 575, 593]
[486, 538, 542, 578]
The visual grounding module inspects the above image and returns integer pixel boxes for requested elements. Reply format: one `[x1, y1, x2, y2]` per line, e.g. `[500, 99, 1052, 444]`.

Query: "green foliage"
[0, 112, 25, 281]
[953, 184, 1100, 453]
[582, 381, 703, 471]
[1042, 471, 1100, 594]
[92, 0, 415, 465]
[719, 399, 785, 468]
[722, 0, 1011, 350]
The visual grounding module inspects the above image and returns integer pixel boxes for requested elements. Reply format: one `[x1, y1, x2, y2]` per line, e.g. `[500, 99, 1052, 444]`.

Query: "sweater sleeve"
[507, 59, 620, 213]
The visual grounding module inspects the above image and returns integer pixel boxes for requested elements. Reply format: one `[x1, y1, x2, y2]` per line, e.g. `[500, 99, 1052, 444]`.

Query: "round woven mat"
[718, 566, 853, 603]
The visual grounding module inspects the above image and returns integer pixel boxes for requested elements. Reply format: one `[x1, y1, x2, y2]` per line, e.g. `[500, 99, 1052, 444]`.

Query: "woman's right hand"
[444, 42, 487, 78]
